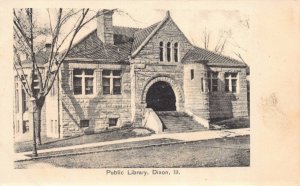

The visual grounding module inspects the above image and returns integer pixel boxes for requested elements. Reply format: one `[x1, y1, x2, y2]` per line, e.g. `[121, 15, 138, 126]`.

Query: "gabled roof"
[131, 11, 172, 57]
[65, 10, 248, 67]
[131, 21, 161, 55]
[182, 47, 247, 67]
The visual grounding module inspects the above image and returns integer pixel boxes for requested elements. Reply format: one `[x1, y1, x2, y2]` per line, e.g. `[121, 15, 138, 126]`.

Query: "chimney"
[97, 9, 114, 44]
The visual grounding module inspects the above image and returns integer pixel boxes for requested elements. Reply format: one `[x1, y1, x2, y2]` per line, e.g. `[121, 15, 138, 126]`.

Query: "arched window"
[167, 42, 171, 62]
[159, 42, 164, 62]
[174, 42, 178, 62]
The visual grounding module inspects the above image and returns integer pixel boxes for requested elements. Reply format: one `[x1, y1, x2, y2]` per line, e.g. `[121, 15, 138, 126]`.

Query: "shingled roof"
[67, 26, 140, 62]
[182, 47, 247, 67]
[16, 50, 50, 68]
[131, 21, 161, 54]
[66, 11, 247, 67]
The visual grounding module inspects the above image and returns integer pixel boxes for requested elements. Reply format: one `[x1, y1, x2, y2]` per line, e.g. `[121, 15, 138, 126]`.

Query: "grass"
[210, 117, 250, 130]
[14, 127, 152, 153]
[24, 138, 182, 158]
[15, 135, 250, 168]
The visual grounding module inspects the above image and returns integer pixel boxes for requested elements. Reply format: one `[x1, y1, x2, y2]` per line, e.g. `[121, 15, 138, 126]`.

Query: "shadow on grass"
[15, 127, 153, 153]
[15, 135, 250, 168]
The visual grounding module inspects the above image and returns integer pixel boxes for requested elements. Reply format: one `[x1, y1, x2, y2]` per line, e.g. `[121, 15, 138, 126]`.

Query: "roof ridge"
[113, 25, 141, 30]
[134, 21, 161, 34]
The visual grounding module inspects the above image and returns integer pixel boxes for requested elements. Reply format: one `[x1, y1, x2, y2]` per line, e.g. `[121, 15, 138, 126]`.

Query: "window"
[80, 120, 89, 128]
[23, 120, 29, 133]
[174, 42, 178, 62]
[73, 69, 94, 95]
[167, 42, 171, 62]
[191, 69, 194, 80]
[20, 74, 40, 96]
[20, 75, 29, 112]
[102, 70, 122, 95]
[109, 118, 118, 127]
[20, 75, 27, 87]
[159, 41, 164, 62]
[22, 89, 28, 112]
[208, 71, 219, 92]
[15, 78, 19, 113]
[225, 72, 238, 93]
[32, 74, 40, 95]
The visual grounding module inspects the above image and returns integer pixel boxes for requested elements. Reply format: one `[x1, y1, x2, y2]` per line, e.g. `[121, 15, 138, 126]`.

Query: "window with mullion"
[73, 69, 94, 95]
[102, 77, 110, 95]
[22, 89, 28, 112]
[102, 70, 122, 95]
[225, 72, 238, 93]
[85, 77, 94, 95]
[73, 76, 82, 95]
[208, 71, 219, 92]
[113, 78, 121, 95]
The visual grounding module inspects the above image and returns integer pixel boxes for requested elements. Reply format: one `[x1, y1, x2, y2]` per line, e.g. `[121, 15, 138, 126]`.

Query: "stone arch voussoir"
[141, 75, 184, 111]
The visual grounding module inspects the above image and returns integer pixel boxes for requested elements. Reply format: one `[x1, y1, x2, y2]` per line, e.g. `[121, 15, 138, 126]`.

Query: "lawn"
[14, 127, 152, 153]
[210, 117, 250, 130]
[25, 138, 183, 158]
[15, 135, 250, 168]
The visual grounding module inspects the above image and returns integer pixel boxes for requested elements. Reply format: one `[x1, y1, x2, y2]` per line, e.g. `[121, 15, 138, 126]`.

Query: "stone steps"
[156, 111, 207, 133]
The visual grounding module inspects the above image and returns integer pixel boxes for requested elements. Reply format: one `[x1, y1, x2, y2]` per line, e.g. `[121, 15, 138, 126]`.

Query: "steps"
[156, 111, 207, 133]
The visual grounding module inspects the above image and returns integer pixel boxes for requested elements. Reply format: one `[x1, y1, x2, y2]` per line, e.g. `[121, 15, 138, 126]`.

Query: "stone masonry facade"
[14, 10, 249, 140]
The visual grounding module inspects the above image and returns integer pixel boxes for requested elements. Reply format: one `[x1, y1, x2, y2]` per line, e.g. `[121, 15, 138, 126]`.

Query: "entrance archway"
[146, 81, 176, 111]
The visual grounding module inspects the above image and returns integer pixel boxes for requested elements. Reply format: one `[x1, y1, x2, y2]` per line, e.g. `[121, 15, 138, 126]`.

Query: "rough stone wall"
[183, 63, 210, 120]
[133, 19, 194, 64]
[131, 18, 194, 125]
[60, 62, 131, 138]
[208, 67, 248, 120]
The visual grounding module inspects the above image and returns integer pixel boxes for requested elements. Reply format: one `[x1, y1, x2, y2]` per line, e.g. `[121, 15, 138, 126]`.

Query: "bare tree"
[13, 8, 117, 156]
[202, 27, 210, 49]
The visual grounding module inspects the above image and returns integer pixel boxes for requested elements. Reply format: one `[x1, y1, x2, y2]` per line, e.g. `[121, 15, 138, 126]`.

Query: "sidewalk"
[14, 128, 250, 161]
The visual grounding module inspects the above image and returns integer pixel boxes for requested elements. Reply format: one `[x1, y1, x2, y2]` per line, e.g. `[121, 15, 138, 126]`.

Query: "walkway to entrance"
[146, 81, 176, 111]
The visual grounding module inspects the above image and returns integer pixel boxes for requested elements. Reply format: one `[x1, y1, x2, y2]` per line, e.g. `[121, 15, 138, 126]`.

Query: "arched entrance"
[146, 81, 176, 111]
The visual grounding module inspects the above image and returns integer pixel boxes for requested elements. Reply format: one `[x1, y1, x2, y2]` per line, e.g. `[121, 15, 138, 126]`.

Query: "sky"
[33, 8, 251, 65]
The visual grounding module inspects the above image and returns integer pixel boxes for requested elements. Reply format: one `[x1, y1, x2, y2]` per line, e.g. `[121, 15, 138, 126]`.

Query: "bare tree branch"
[14, 45, 32, 94]
[233, 52, 245, 63]
[202, 27, 210, 49]
[47, 9, 54, 35]
[13, 10, 32, 49]
[44, 8, 90, 96]
[219, 38, 227, 54]
[13, 64, 32, 97]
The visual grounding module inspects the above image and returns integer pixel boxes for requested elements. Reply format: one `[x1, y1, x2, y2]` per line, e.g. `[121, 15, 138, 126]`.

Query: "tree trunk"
[33, 97, 45, 145]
